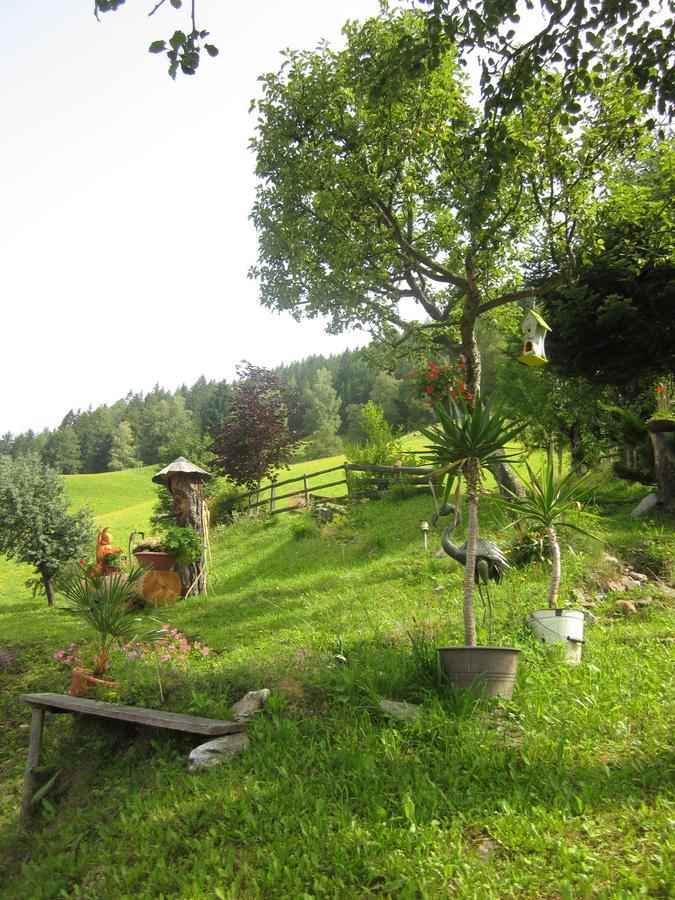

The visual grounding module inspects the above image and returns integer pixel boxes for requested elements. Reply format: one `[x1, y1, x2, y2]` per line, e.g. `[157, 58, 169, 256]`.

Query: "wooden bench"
[20, 692, 246, 824]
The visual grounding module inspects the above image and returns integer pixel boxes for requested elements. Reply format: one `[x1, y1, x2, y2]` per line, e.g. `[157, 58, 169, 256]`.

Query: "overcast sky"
[0, 0, 388, 435]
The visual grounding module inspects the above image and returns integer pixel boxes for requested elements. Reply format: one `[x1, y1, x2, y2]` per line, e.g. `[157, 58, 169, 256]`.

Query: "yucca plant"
[495, 462, 601, 608]
[419, 395, 524, 646]
[57, 566, 164, 674]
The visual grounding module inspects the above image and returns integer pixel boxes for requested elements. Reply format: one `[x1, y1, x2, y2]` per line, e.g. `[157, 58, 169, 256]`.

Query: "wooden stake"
[20, 707, 45, 825]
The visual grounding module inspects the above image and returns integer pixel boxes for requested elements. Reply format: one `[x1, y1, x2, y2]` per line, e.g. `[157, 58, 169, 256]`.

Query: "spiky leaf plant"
[419, 395, 524, 646]
[495, 462, 601, 608]
[57, 566, 164, 674]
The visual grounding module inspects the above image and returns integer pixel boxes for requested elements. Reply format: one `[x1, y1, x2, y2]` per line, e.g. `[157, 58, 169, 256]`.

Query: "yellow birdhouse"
[518, 309, 551, 367]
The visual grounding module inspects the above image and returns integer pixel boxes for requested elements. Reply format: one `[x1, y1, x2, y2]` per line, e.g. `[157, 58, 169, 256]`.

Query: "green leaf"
[170, 0, 182, 8]
[204, 44, 219, 58]
[149, 40, 166, 54]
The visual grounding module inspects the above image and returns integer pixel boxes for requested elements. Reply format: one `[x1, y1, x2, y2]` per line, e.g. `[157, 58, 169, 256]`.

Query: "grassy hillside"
[0, 459, 673, 897]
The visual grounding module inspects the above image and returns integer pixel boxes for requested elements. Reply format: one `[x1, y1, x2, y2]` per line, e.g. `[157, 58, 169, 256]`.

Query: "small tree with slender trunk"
[212, 362, 302, 492]
[0, 454, 94, 606]
[495, 462, 600, 608]
[420, 397, 523, 645]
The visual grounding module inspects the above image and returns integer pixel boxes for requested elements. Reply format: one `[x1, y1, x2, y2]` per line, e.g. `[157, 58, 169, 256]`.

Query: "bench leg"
[20, 708, 45, 826]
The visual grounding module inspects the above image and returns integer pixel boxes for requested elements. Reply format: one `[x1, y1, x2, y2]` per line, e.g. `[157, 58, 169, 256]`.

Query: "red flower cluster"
[410, 361, 474, 408]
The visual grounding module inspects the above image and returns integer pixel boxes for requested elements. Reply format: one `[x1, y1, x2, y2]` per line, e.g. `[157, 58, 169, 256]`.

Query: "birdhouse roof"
[526, 309, 551, 332]
[152, 456, 212, 485]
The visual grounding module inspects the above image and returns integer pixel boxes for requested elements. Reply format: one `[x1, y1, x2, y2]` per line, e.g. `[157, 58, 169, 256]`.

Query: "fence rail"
[225, 463, 441, 517]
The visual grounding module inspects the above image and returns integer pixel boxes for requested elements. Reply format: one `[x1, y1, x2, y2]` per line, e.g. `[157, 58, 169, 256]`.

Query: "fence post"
[303, 474, 309, 507]
[270, 483, 276, 514]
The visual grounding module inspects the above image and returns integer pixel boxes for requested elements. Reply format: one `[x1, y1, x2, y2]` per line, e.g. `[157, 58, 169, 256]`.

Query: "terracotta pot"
[68, 667, 116, 697]
[133, 550, 176, 572]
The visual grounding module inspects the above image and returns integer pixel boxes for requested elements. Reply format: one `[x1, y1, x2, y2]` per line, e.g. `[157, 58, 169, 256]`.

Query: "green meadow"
[0, 458, 673, 898]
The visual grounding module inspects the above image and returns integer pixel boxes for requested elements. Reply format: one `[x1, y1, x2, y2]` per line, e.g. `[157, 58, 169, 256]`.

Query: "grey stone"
[379, 699, 420, 723]
[630, 493, 658, 519]
[584, 611, 598, 624]
[232, 689, 270, 721]
[620, 576, 642, 591]
[603, 554, 620, 566]
[631, 572, 649, 583]
[476, 837, 500, 861]
[634, 597, 653, 609]
[188, 732, 250, 772]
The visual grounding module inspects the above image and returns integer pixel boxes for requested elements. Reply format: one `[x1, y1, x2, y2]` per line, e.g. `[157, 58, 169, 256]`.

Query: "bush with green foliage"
[0, 454, 94, 606]
[345, 402, 417, 493]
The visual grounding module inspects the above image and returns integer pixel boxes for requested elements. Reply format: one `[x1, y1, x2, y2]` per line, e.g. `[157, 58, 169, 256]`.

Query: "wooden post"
[270, 483, 276, 514]
[303, 474, 309, 508]
[20, 707, 45, 825]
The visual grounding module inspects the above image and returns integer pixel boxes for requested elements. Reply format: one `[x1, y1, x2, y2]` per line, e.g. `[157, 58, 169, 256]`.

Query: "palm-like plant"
[58, 566, 164, 674]
[420, 395, 524, 646]
[495, 462, 600, 608]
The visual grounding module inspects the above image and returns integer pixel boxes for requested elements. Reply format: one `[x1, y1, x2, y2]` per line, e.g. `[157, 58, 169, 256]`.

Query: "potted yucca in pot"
[495, 462, 600, 664]
[420, 395, 525, 698]
[57, 564, 164, 694]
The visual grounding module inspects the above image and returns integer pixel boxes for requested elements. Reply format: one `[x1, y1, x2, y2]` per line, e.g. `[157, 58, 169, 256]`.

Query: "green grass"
[0, 460, 673, 898]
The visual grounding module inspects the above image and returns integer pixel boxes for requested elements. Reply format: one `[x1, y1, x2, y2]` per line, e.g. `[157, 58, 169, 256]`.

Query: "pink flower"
[161, 624, 170, 633]
[201, 647, 210, 656]
[53, 650, 65, 660]
[161, 654, 170, 663]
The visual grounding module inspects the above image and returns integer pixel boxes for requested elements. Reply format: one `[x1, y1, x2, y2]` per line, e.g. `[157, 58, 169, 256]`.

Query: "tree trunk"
[557, 444, 564, 477]
[651, 429, 675, 514]
[569, 421, 586, 472]
[462, 460, 479, 647]
[41, 571, 55, 607]
[167, 473, 207, 596]
[546, 526, 561, 608]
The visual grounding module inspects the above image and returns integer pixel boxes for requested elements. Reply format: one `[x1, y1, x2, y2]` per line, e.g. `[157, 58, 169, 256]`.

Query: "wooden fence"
[226, 463, 442, 516]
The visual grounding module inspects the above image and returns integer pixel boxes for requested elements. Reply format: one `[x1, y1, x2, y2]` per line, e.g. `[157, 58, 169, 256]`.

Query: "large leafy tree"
[416, 0, 673, 119]
[212, 363, 302, 490]
[0, 454, 94, 606]
[545, 144, 675, 385]
[251, 9, 648, 398]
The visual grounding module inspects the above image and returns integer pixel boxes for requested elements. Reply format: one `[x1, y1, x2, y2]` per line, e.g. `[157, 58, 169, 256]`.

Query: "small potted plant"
[132, 538, 177, 572]
[101, 550, 126, 575]
[495, 462, 600, 664]
[57, 564, 164, 694]
[420, 394, 524, 699]
[649, 380, 675, 433]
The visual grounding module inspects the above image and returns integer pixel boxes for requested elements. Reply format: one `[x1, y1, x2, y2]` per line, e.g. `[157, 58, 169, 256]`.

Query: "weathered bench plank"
[21, 693, 245, 736]
[19, 693, 246, 825]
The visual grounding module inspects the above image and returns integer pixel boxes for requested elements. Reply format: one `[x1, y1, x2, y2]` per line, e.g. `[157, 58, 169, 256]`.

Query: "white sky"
[0, 0, 385, 435]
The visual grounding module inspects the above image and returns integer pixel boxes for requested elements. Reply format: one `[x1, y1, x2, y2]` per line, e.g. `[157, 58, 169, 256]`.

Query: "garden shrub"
[209, 480, 248, 526]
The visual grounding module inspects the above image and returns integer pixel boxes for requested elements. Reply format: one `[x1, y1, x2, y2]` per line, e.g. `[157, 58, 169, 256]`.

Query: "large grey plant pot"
[437, 646, 521, 700]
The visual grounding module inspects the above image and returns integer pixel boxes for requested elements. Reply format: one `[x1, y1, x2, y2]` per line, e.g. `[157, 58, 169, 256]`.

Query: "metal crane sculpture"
[431, 503, 510, 640]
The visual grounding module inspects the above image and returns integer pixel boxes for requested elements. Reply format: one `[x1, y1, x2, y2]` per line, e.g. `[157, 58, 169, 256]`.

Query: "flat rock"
[379, 699, 420, 723]
[621, 576, 642, 591]
[603, 554, 620, 566]
[476, 837, 500, 861]
[188, 732, 250, 772]
[630, 493, 658, 519]
[613, 599, 637, 615]
[631, 572, 649, 583]
[232, 689, 270, 721]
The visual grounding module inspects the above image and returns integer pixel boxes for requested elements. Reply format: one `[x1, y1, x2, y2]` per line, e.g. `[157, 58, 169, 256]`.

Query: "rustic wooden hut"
[152, 456, 212, 596]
